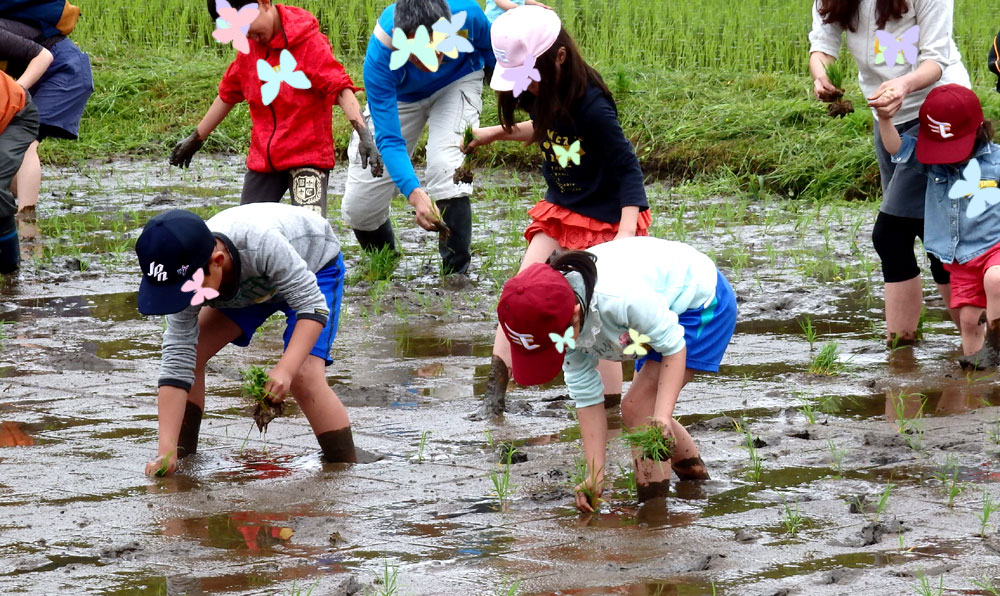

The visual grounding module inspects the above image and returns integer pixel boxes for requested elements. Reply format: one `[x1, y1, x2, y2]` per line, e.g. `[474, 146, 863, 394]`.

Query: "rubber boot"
[671, 456, 710, 481]
[959, 318, 1000, 370]
[176, 402, 203, 459]
[436, 196, 472, 275]
[352, 219, 396, 253]
[316, 427, 358, 463]
[480, 355, 509, 418]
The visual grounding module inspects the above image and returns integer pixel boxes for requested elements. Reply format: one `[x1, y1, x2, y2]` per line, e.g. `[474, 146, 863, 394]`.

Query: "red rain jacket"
[218, 4, 359, 172]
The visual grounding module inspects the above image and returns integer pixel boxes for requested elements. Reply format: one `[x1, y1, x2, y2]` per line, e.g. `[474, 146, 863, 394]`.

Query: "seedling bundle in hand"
[621, 424, 676, 461]
[821, 60, 854, 118]
[452, 124, 476, 185]
[240, 365, 282, 433]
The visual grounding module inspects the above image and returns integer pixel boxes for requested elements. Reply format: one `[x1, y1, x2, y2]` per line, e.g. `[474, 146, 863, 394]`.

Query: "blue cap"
[135, 210, 216, 315]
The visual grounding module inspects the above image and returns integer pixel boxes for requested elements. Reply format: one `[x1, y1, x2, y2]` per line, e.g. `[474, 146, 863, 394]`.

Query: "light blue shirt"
[562, 238, 719, 409]
[485, 0, 524, 23]
[892, 134, 1000, 264]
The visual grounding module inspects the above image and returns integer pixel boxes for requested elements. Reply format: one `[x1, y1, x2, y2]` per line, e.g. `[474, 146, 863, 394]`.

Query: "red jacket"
[218, 5, 358, 172]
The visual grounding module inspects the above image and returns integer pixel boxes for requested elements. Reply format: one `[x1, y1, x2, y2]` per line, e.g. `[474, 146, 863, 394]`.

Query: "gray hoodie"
[159, 203, 342, 390]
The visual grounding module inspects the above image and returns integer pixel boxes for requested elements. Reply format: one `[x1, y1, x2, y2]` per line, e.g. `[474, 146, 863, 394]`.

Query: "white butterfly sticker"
[948, 158, 1000, 219]
[548, 325, 576, 354]
[257, 49, 311, 106]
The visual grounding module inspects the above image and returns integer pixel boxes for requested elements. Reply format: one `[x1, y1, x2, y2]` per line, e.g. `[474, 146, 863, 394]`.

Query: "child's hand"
[574, 476, 604, 513]
[652, 417, 676, 445]
[461, 127, 492, 154]
[264, 365, 294, 404]
[867, 79, 909, 118]
[169, 130, 204, 168]
[145, 451, 177, 477]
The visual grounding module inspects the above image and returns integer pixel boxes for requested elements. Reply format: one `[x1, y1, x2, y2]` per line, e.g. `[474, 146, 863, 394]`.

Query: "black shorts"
[241, 167, 330, 218]
[872, 211, 949, 285]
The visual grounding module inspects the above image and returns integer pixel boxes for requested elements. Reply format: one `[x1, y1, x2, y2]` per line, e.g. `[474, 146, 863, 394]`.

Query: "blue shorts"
[636, 270, 737, 373]
[29, 39, 93, 140]
[219, 254, 345, 365]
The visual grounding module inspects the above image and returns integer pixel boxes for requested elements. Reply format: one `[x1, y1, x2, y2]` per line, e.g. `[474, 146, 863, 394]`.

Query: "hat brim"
[489, 63, 515, 92]
[509, 341, 566, 386]
[137, 274, 195, 316]
[916, 127, 977, 165]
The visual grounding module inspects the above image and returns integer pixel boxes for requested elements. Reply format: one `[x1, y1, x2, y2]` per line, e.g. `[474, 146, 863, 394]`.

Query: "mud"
[2, 158, 1000, 594]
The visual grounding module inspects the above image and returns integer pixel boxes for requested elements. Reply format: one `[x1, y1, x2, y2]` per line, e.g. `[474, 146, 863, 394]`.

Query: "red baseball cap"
[917, 84, 983, 164]
[496, 263, 576, 386]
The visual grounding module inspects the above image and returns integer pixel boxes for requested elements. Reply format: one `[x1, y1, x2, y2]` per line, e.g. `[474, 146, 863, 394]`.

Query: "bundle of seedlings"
[621, 424, 675, 462]
[451, 124, 476, 185]
[821, 60, 854, 118]
[241, 364, 282, 433]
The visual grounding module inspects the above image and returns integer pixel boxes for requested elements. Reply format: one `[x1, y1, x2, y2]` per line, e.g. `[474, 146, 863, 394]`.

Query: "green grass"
[46, 0, 1000, 204]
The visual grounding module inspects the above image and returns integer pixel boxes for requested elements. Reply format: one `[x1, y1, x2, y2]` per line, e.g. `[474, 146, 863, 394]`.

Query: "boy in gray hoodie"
[135, 203, 355, 476]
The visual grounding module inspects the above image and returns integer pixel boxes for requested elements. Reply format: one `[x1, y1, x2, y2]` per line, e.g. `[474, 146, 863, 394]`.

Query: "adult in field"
[340, 0, 495, 276]
[809, 0, 968, 346]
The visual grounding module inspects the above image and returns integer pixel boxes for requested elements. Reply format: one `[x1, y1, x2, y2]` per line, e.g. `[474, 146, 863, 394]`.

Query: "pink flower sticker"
[212, 0, 259, 55]
[501, 54, 540, 98]
[181, 268, 220, 306]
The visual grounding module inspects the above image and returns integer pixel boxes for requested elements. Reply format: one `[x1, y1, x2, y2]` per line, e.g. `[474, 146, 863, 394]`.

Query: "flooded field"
[4, 158, 1000, 595]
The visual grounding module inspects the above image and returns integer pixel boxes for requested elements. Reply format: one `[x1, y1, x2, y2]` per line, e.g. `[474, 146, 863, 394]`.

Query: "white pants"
[341, 71, 483, 231]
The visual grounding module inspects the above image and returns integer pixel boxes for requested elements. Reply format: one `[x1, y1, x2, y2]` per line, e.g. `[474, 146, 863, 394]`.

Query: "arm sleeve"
[158, 307, 201, 390]
[257, 231, 329, 326]
[310, 35, 361, 99]
[218, 58, 245, 105]
[363, 44, 421, 198]
[889, 134, 928, 174]
[0, 27, 42, 63]
[468, 9, 496, 70]
[913, 0, 955, 75]
[808, 0, 843, 57]
[584, 94, 647, 209]
[622, 289, 686, 357]
[563, 349, 604, 409]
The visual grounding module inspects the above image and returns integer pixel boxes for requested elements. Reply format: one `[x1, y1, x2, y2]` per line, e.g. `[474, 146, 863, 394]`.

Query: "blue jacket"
[562, 238, 720, 408]
[363, 0, 495, 199]
[893, 134, 1000, 264]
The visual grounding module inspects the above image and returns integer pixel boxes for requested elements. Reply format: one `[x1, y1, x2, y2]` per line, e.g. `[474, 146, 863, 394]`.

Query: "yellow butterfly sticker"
[553, 140, 581, 168]
[623, 328, 650, 357]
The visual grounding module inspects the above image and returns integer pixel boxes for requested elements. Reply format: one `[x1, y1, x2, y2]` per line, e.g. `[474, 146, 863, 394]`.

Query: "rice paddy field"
[8, 0, 1000, 595]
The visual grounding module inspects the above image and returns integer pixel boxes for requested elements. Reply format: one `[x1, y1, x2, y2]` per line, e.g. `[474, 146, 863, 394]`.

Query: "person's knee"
[984, 267, 1000, 296]
[959, 307, 984, 335]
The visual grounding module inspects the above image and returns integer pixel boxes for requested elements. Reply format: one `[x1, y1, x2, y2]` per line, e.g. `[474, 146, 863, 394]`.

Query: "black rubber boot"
[177, 402, 203, 459]
[959, 318, 1000, 370]
[352, 219, 396, 253]
[436, 196, 472, 275]
[316, 427, 358, 463]
[480, 355, 509, 417]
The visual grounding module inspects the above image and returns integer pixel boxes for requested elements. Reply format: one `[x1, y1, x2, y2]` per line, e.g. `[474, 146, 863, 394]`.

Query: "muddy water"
[2, 158, 1000, 595]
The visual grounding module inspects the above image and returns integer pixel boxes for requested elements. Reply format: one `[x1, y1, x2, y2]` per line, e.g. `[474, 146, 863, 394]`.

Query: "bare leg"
[937, 282, 961, 330]
[14, 141, 40, 213]
[957, 305, 986, 356]
[884, 277, 923, 344]
[291, 354, 355, 462]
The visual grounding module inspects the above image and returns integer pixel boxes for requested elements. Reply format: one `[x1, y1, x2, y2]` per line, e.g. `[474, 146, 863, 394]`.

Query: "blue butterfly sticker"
[948, 158, 1000, 219]
[431, 11, 473, 58]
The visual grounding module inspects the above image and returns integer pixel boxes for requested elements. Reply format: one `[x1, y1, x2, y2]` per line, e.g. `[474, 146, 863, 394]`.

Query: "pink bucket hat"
[489, 5, 561, 93]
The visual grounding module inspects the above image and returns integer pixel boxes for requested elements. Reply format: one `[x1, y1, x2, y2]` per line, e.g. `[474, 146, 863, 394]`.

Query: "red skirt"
[523, 201, 651, 250]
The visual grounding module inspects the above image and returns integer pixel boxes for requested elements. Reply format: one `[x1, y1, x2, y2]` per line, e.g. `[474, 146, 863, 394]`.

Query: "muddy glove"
[356, 127, 383, 178]
[169, 130, 204, 168]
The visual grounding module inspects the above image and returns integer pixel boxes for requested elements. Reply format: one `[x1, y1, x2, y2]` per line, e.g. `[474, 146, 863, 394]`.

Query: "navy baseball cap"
[135, 210, 216, 315]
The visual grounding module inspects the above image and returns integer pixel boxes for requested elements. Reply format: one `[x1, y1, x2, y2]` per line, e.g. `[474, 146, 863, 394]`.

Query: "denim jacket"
[561, 238, 719, 409]
[892, 134, 1000, 264]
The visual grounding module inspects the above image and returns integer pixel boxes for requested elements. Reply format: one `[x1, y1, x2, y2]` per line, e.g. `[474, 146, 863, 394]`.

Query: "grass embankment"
[45, 0, 1000, 203]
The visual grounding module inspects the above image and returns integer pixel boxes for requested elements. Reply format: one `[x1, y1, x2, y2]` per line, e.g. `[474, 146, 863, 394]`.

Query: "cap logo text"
[504, 322, 539, 350]
[927, 115, 953, 139]
[177, 265, 189, 276]
[147, 262, 168, 282]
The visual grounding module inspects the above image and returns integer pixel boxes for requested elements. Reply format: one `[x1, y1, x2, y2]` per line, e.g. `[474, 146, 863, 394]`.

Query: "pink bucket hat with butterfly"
[489, 5, 561, 94]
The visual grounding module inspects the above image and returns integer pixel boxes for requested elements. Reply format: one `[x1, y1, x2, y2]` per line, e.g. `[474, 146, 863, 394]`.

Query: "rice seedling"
[933, 457, 967, 509]
[914, 570, 943, 596]
[798, 315, 818, 350]
[889, 391, 926, 451]
[807, 342, 842, 375]
[827, 440, 846, 477]
[284, 580, 319, 596]
[972, 576, 1000, 596]
[980, 490, 999, 537]
[494, 579, 522, 596]
[368, 560, 399, 596]
[350, 245, 400, 284]
[569, 455, 602, 512]
[414, 430, 429, 463]
[489, 447, 517, 511]
[797, 396, 817, 424]
[781, 498, 805, 535]
[154, 449, 175, 477]
[733, 419, 763, 483]
[616, 463, 637, 500]
[240, 365, 281, 433]
[987, 419, 1000, 446]
[620, 424, 675, 462]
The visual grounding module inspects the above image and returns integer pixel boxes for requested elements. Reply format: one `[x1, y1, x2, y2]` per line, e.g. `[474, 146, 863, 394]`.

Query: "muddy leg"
[597, 360, 622, 405]
[481, 354, 509, 417]
[176, 402, 203, 459]
[956, 305, 986, 356]
[884, 277, 922, 347]
[291, 355, 355, 461]
[621, 363, 670, 501]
